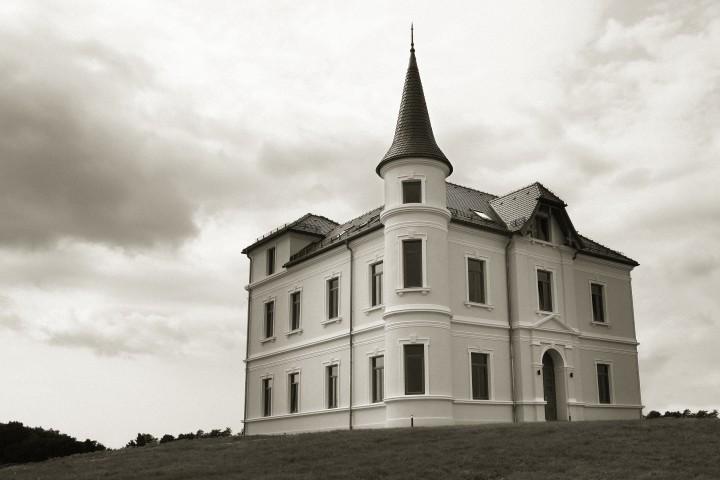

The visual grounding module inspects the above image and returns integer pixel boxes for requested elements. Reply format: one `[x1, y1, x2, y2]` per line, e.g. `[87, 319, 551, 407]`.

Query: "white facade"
[242, 44, 642, 435]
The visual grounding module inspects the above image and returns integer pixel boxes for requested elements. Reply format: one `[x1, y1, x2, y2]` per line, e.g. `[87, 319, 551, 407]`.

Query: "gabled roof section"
[489, 182, 566, 232]
[376, 41, 452, 176]
[286, 207, 384, 266]
[241, 213, 338, 255]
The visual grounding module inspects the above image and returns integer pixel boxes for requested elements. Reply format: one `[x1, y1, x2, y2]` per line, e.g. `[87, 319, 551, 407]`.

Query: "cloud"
[43, 307, 243, 358]
[0, 27, 204, 249]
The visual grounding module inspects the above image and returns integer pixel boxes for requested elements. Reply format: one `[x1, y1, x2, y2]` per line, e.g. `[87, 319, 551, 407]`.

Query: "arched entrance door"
[542, 352, 558, 421]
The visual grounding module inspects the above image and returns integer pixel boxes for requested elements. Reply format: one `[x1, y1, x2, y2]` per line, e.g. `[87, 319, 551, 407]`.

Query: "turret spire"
[376, 28, 452, 176]
[411, 23, 414, 52]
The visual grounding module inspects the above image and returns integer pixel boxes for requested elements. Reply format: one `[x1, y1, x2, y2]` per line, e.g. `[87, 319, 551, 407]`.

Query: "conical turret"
[377, 29, 452, 176]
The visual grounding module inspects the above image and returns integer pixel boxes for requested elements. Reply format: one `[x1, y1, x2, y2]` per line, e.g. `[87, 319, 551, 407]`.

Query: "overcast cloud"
[1, 0, 718, 447]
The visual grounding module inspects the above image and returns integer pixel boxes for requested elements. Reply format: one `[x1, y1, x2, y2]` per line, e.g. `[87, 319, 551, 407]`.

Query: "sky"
[1, 0, 718, 448]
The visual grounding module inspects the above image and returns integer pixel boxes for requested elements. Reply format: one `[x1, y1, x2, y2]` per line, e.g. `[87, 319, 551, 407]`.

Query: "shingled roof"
[276, 182, 637, 268]
[241, 213, 338, 254]
[376, 41, 452, 176]
[490, 182, 567, 232]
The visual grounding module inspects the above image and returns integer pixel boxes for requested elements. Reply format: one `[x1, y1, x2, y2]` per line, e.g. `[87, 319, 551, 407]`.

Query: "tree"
[126, 433, 157, 448]
[646, 410, 661, 419]
[0, 421, 105, 465]
[159, 434, 175, 444]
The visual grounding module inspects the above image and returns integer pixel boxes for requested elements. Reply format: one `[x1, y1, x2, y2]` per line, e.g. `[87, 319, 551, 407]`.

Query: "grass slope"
[2, 420, 719, 480]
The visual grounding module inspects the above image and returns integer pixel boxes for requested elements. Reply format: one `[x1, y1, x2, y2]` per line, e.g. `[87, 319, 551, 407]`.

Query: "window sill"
[591, 321, 610, 327]
[260, 336, 276, 344]
[396, 287, 430, 296]
[464, 301, 494, 311]
[363, 304, 384, 315]
[535, 310, 559, 317]
[321, 316, 342, 326]
[528, 237, 556, 247]
[286, 329, 303, 337]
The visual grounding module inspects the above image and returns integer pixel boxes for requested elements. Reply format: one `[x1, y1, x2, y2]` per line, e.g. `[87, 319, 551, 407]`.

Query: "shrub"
[649, 409, 719, 420]
[159, 434, 175, 444]
[126, 433, 157, 448]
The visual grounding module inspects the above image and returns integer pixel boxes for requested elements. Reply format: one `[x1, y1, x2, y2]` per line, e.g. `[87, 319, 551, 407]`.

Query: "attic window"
[533, 215, 550, 242]
[472, 210, 492, 221]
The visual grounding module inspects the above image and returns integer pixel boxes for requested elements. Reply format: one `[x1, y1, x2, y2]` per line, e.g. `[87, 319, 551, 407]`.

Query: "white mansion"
[242, 40, 642, 434]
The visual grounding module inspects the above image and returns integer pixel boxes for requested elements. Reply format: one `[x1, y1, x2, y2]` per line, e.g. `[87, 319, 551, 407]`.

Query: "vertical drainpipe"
[345, 239, 354, 430]
[505, 234, 518, 423]
[242, 255, 253, 435]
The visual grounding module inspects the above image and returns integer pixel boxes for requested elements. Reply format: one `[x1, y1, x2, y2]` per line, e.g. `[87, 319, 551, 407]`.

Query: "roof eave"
[284, 223, 385, 268]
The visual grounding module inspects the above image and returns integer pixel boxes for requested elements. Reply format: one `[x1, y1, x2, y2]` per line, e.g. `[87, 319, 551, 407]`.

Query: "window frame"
[324, 275, 341, 323]
[533, 214, 551, 243]
[589, 281, 609, 325]
[266, 246, 276, 275]
[468, 349, 492, 400]
[370, 355, 385, 404]
[535, 267, 556, 314]
[288, 371, 300, 414]
[397, 174, 426, 205]
[325, 362, 340, 409]
[288, 288, 302, 333]
[595, 361, 613, 404]
[261, 375, 273, 417]
[262, 298, 275, 341]
[401, 341, 429, 396]
[370, 261, 384, 308]
[465, 255, 490, 307]
[396, 234, 428, 292]
[401, 179, 423, 204]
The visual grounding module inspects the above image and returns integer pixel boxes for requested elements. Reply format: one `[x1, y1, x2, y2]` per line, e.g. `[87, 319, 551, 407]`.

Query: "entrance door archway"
[542, 352, 558, 421]
[541, 349, 568, 421]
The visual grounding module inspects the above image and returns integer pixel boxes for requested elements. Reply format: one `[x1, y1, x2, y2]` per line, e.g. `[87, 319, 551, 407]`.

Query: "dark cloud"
[0, 28, 200, 249]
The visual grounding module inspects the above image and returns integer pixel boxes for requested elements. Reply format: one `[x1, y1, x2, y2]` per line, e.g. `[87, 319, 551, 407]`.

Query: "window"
[327, 277, 339, 319]
[533, 215, 550, 242]
[262, 378, 272, 417]
[597, 363, 611, 404]
[266, 247, 276, 275]
[404, 344, 425, 395]
[371, 262, 383, 307]
[537, 269, 553, 312]
[402, 180, 422, 203]
[403, 239, 423, 288]
[471, 352, 489, 400]
[327, 364, 339, 408]
[467, 258, 487, 304]
[371, 356, 384, 403]
[591, 283, 606, 323]
[290, 291, 301, 331]
[473, 210, 493, 221]
[264, 301, 274, 338]
[288, 373, 299, 413]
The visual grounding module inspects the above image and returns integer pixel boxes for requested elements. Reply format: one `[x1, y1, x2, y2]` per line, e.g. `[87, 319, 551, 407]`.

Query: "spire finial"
[410, 22, 414, 52]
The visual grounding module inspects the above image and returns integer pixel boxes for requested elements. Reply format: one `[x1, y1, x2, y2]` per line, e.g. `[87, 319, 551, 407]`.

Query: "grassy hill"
[2, 419, 719, 479]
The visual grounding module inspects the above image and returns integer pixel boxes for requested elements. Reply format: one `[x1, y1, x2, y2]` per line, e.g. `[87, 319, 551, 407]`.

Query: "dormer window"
[266, 247, 276, 275]
[402, 180, 422, 204]
[533, 215, 550, 242]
